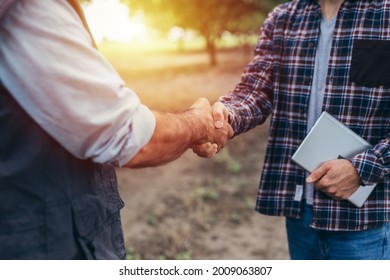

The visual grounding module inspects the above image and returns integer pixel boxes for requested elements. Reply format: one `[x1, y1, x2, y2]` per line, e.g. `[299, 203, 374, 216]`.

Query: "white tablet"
[292, 111, 376, 207]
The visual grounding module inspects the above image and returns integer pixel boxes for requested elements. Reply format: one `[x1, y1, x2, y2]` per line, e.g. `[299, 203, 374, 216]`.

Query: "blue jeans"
[285, 203, 390, 260]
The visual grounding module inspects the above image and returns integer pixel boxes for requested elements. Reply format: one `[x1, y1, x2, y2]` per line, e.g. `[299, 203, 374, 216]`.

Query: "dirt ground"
[104, 46, 289, 260]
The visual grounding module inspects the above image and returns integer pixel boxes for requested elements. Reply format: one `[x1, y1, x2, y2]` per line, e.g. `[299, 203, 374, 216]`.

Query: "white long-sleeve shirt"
[0, 0, 156, 166]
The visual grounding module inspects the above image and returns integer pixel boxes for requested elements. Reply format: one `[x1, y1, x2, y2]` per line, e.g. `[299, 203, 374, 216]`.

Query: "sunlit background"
[80, 0, 285, 57]
[82, 0, 203, 53]
[83, 0, 147, 44]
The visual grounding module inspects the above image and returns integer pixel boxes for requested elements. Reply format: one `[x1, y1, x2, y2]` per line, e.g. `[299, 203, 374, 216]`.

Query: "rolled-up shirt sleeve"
[350, 135, 390, 185]
[0, 0, 156, 166]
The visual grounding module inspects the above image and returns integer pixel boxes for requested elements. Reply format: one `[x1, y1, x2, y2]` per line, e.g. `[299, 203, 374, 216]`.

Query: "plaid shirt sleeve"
[351, 134, 390, 185]
[218, 6, 283, 135]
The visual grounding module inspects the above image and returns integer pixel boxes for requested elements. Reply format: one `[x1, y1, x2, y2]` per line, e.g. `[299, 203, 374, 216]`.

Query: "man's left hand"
[306, 159, 361, 200]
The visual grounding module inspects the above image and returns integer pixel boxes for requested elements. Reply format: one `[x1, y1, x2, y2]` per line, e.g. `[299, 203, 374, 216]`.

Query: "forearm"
[124, 111, 194, 168]
[124, 104, 223, 168]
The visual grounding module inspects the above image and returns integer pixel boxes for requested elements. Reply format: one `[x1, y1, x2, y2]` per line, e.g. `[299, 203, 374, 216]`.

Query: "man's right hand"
[192, 101, 233, 158]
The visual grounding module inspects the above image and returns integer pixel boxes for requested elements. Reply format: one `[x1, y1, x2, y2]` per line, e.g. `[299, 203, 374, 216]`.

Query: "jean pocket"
[349, 39, 390, 87]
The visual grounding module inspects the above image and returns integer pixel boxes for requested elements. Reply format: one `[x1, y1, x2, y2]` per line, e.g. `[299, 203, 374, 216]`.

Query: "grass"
[126, 248, 142, 260]
[174, 251, 192, 260]
[226, 160, 242, 174]
[145, 213, 157, 226]
[243, 195, 256, 209]
[213, 148, 243, 174]
[230, 211, 241, 223]
[193, 188, 219, 202]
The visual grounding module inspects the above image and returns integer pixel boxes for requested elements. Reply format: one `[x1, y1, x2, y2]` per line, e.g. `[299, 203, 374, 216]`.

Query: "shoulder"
[266, 0, 314, 22]
[2, 0, 82, 28]
[1, 0, 92, 49]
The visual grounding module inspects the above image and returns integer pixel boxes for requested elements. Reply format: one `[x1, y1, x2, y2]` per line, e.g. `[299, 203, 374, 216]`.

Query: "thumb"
[213, 102, 228, 129]
[306, 164, 329, 183]
[190, 98, 210, 110]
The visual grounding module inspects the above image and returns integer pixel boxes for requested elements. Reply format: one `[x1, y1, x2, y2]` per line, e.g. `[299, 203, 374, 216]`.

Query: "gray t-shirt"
[305, 15, 336, 204]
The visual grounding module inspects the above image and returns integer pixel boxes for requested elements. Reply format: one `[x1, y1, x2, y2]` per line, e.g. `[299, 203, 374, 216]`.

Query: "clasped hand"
[190, 100, 232, 158]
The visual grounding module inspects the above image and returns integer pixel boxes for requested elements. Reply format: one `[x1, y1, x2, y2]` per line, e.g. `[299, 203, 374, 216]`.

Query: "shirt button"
[309, 42, 315, 48]
[304, 77, 312, 84]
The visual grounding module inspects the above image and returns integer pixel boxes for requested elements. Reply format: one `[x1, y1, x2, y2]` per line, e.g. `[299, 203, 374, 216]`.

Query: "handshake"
[189, 98, 233, 158]
[125, 97, 233, 168]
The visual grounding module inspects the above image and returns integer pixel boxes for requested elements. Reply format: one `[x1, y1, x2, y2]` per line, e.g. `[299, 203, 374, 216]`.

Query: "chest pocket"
[350, 39, 390, 87]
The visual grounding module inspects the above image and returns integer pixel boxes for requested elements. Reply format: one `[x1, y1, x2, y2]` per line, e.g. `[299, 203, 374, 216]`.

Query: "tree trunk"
[206, 36, 217, 66]
[177, 38, 185, 52]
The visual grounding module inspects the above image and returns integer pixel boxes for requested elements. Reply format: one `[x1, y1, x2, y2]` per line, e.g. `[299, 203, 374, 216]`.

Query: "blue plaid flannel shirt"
[220, 0, 390, 231]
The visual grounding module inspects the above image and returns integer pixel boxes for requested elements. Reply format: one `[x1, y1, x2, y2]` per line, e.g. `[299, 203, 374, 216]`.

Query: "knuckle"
[321, 177, 331, 186]
[323, 162, 332, 169]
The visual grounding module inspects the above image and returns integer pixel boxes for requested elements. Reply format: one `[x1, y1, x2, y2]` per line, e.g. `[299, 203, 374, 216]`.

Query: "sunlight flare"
[82, 0, 147, 44]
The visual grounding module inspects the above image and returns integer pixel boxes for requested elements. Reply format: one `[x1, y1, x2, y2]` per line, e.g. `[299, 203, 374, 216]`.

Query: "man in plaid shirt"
[195, 0, 390, 259]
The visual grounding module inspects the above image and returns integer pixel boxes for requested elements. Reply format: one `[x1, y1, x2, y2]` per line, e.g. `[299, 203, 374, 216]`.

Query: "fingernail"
[306, 176, 312, 183]
[215, 120, 223, 128]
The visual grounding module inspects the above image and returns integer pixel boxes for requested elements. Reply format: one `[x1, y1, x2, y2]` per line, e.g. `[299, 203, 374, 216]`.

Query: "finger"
[227, 124, 234, 139]
[212, 102, 228, 129]
[190, 98, 210, 110]
[306, 163, 330, 183]
[201, 144, 218, 158]
[192, 143, 217, 158]
[209, 143, 218, 156]
[193, 142, 211, 154]
[213, 126, 233, 152]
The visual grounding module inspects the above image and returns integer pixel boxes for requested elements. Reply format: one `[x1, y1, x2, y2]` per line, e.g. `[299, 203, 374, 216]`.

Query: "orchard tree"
[122, 0, 285, 65]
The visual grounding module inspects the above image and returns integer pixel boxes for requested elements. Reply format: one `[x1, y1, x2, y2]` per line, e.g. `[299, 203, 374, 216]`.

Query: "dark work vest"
[0, 0, 125, 259]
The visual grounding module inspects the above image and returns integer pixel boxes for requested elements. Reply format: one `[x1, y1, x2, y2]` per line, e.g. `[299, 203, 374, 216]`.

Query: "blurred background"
[82, 0, 289, 260]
